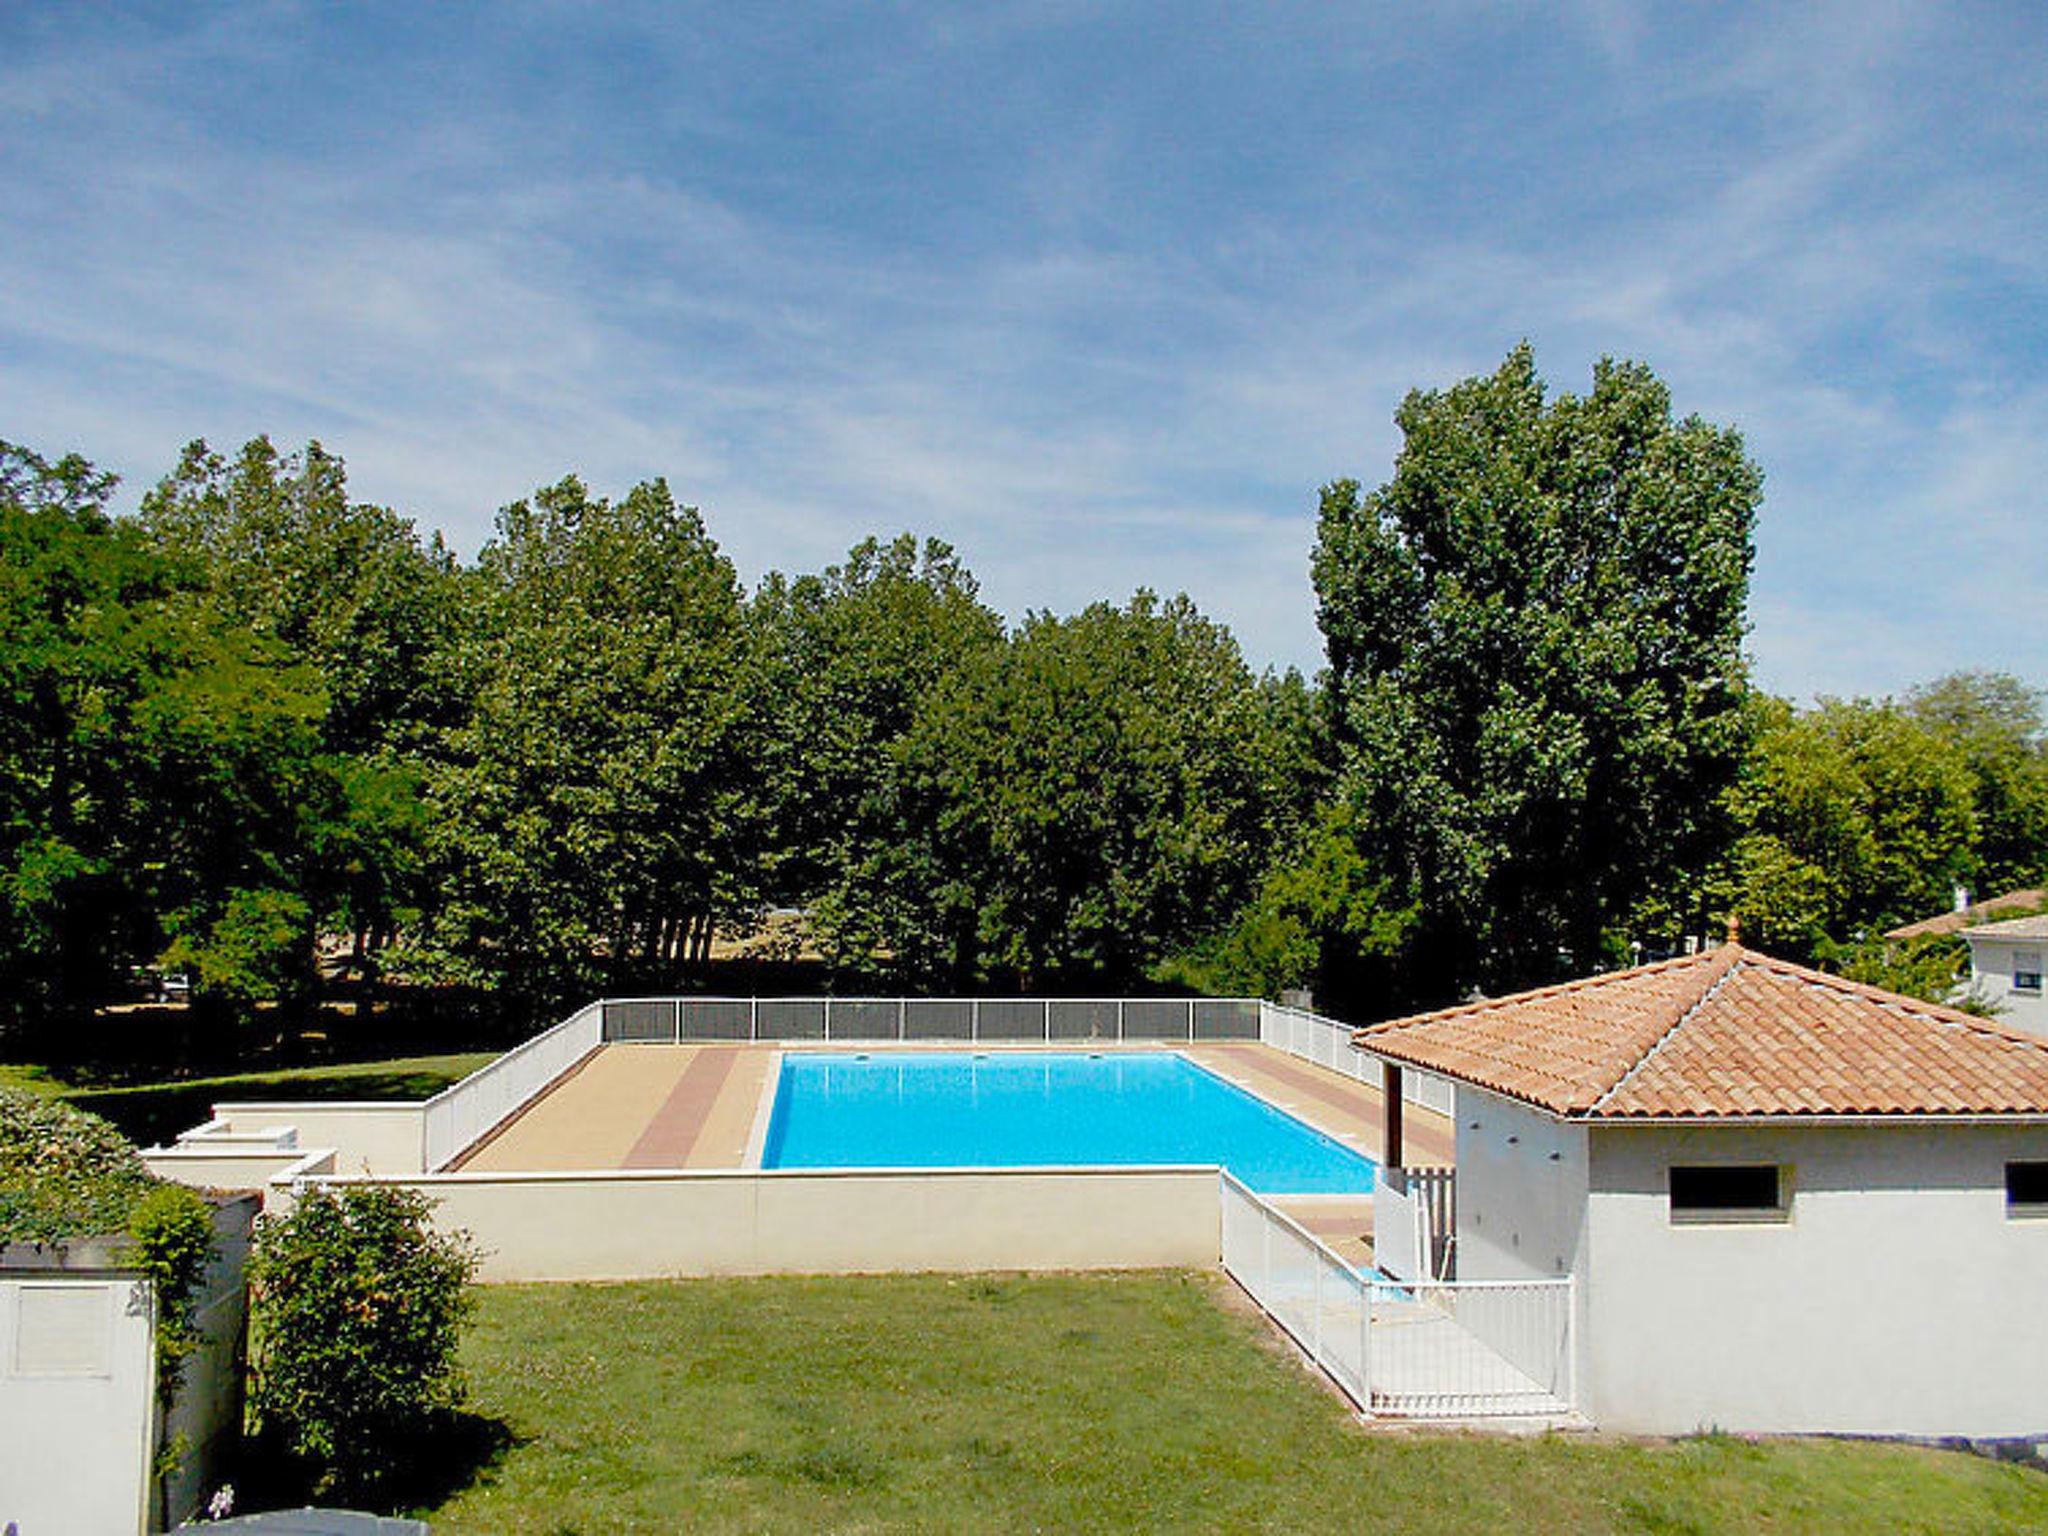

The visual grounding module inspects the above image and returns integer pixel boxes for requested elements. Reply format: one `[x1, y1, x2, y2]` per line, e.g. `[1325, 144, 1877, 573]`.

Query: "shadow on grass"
[228, 1409, 522, 1519]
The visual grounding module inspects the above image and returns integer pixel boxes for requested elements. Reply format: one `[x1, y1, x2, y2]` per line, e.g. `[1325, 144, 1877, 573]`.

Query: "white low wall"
[144, 1145, 336, 1193]
[285, 1166, 1223, 1283]
[211, 1102, 425, 1175]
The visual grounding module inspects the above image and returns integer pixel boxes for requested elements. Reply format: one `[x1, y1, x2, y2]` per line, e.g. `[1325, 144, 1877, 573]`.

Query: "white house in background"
[1353, 941, 2048, 1439]
[1962, 913, 2048, 1037]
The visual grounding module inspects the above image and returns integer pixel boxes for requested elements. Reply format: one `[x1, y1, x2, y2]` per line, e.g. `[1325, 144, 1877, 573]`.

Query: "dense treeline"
[5, 347, 2045, 1043]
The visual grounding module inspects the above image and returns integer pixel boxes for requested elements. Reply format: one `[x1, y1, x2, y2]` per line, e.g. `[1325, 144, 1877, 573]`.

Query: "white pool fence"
[1221, 1173, 1574, 1419]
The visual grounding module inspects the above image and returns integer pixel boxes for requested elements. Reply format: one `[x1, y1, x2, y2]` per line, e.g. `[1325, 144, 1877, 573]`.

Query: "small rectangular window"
[1669, 1164, 1788, 1223]
[2014, 951, 2043, 994]
[2007, 1161, 2048, 1215]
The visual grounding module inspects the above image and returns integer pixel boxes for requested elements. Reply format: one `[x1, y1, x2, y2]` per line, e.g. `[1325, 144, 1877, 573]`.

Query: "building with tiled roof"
[1962, 911, 2048, 1038]
[1350, 943, 2048, 1438]
[1884, 886, 2044, 940]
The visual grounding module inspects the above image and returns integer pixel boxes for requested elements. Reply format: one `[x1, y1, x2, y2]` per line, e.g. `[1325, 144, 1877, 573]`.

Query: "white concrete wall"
[286, 1166, 1222, 1282]
[1454, 1091, 1590, 1283]
[143, 1145, 335, 1192]
[158, 1197, 256, 1529]
[1583, 1121, 2048, 1436]
[1967, 935, 2048, 1036]
[0, 1271, 156, 1535]
[212, 1102, 425, 1175]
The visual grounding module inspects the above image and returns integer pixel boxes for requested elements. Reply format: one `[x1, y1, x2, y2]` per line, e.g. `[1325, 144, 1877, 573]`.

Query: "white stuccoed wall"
[1966, 936, 2048, 1037]
[0, 1268, 157, 1535]
[1582, 1121, 2048, 1436]
[1453, 1090, 1592, 1284]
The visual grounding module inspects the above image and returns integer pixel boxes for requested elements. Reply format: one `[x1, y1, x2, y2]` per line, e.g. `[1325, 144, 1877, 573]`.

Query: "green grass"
[8, 1054, 496, 1146]
[416, 1272, 2048, 1534]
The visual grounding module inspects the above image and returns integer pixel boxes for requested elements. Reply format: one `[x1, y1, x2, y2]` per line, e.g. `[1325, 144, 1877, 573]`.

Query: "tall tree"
[747, 535, 1004, 972]
[1906, 670, 2048, 894]
[1, 440, 329, 1032]
[1312, 345, 1759, 1009]
[416, 476, 753, 999]
[873, 591, 1283, 989]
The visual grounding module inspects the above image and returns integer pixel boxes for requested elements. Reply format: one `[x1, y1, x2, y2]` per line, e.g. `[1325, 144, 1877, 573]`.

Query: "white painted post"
[824, 998, 833, 1042]
[899, 998, 907, 1041]
[672, 998, 682, 1043]
[1186, 998, 1195, 1041]
[750, 997, 758, 1041]
[1043, 999, 1051, 1042]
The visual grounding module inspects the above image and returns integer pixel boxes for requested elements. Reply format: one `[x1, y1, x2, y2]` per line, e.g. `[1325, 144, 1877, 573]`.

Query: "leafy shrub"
[248, 1183, 478, 1497]
[0, 1080, 158, 1242]
[128, 1181, 217, 1407]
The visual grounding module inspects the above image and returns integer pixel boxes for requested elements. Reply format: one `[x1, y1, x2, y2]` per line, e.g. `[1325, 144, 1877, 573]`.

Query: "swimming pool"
[761, 1050, 1376, 1195]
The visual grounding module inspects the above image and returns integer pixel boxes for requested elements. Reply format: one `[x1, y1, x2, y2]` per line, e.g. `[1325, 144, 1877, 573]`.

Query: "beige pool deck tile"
[1181, 1041, 1454, 1167]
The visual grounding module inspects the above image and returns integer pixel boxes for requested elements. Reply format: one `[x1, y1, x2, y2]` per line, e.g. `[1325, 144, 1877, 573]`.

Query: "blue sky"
[3, 3, 2044, 699]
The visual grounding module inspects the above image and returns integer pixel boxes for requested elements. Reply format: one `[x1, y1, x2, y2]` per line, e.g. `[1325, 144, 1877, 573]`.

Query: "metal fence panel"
[828, 999, 901, 1040]
[756, 999, 827, 1040]
[422, 1003, 603, 1170]
[1222, 1172, 1570, 1420]
[1192, 999, 1260, 1040]
[603, 999, 676, 1042]
[904, 999, 973, 1039]
[977, 1000, 1047, 1041]
[1123, 999, 1191, 1039]
[680, 998, 752, 1040]
[1048, 999, 1119, 1041]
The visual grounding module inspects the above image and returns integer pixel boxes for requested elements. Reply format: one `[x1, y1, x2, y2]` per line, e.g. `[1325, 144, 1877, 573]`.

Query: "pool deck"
[458, 1041, 1451, 1273]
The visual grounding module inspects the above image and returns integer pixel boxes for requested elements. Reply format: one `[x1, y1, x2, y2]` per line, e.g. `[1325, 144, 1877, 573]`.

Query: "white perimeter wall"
[212, 1103, 425, 1175]
[1584, 1121, 2048, 1437]
[0, 1271, 156, 1535]
[284, 1167, 1222, 1283]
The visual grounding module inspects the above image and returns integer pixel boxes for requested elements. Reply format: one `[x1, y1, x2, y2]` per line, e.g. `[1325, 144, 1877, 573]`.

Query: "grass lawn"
[416, 1272, 2048, 1534]
[3, 1053, 497, 1145]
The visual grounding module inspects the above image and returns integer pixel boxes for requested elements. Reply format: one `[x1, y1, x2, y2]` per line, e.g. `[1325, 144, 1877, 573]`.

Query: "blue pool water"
[761, 1051, 1376, 1195]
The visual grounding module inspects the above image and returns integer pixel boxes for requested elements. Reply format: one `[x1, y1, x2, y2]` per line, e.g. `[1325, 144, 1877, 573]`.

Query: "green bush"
[248, 1183, 478, 1497]
[0, 1080, 157, 1241]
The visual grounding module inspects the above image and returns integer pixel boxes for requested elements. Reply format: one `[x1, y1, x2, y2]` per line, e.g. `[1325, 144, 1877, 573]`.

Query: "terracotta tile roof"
[1885, 889, 2043, 939]
[1352, 944, 2048, 1120]
[1962, 913, 2048, 941]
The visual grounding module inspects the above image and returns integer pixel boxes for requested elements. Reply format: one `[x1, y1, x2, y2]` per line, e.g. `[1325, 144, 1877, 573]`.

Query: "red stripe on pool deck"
[623, 1046, 745, 1168]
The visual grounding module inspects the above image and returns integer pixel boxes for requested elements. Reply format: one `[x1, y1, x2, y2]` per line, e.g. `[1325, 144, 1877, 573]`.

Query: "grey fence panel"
[904, 999, 973, 1039]
[1192, 999, 1260, 1040]
[1048, 999, 1119, 1041]
[1123, 998, 1191, 1039]
[604, 1000, 676, 1042]
[680, 999, 752, 1041]
[978, 1000, 1047, 1041]
[756, 999, 827, 1040]
[829, 999, 901, 1040]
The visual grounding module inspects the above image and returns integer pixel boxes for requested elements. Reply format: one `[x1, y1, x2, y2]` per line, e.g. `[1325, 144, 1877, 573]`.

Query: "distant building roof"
[1886, 889, 2044, 939]
[1351, 943, 2048, 1121]
[1963, 913, 2048, 942]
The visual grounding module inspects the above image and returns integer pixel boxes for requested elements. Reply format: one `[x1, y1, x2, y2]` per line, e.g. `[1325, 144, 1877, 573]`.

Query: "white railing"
[597, 996, 1264, 1045]
[1258, 1002, 1456, 1116]
[1374, 1165, 1457, 1282]
[1221, 1173, 1572, 1419]
[421, 1001, 604, 1171]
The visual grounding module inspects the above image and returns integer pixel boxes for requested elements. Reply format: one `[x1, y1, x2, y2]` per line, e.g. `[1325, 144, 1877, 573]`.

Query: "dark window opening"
[1669, 1163, 1785, 1221]
[2006, 1161, 2048, 1212]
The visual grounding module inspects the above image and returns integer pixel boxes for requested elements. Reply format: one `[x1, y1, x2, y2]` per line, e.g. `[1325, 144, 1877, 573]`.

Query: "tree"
[1, 440, 330, 1034]
[747, 535, 1005, 972]
[872, 591, 1285, 988]
[1716, 694, 1979, 954]
[1311, 345, 1759, 1009]
[414, 476, 754, 998]
[1906, 670, 2048, 894]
